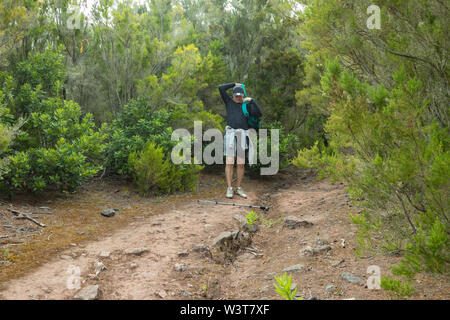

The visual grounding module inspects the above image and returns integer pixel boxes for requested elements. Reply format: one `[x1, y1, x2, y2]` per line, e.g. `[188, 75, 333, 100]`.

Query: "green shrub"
[0, 123, 11, 154]
[105, 98, 174, 176]
[128, 141, 203, 196]
[293, 60, 450, 278]
[391, 217, 449, 278]
[249, 121, 300, 173]
[380, 276, 415, 298]
[0, 49, 107, 194]
[0, 123, 12, 180]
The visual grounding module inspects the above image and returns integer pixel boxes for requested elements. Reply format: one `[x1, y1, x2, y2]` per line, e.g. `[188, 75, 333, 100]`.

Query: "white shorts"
[223, 126, 254, 160]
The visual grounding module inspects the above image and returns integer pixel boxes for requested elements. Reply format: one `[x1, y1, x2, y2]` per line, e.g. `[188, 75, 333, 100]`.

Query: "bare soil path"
[0, 168, 448, 300]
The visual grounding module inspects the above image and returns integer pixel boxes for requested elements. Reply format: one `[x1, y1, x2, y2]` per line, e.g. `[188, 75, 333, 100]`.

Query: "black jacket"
[219, 83, 262, 130]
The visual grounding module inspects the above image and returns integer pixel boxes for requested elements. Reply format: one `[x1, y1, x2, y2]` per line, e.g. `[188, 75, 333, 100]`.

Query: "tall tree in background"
[0, 0, 37, 67]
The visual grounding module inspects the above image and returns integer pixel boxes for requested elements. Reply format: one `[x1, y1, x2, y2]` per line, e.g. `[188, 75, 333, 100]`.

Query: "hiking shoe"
[226, 187, 234, 199]
[235, 187, 247, 199]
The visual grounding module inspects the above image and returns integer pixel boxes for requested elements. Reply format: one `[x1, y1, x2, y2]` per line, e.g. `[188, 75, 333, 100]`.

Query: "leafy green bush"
[293, 59, 450, 278]
[128, 141, 203, 196]
[1, 98, 106, 193]
[248, 121, 300, 173]
[0, 48, 107, 194]
[105, 98, 174, 176]
[0, 123, 12, 180]
[0, 123, 11, 155]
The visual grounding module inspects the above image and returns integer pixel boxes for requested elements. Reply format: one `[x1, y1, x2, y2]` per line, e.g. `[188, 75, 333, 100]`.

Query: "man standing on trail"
[219, 82, 262, 199]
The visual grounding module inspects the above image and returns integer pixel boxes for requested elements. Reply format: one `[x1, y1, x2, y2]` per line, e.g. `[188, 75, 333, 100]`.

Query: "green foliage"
[14, 47, 66, 98]
[245, 210, 259, 227]
[105, 98, 174, 176]
[249, 121, 300, 173]
[349, 211, 382, 258]
[260, 216, 283, 229]
[0, 123, 11, 155]
[273, 272, 303, 300]
[391, 217, 449, 278]
[5, 141, 102, 193]
[380, 276, 415, 298]
[0, 49, 106, 194]
[294, 58, 449, 278]
[0, 123, 12, 180]
[248, 49, 305, 132]
[292, 140, 340, 180]
[128, 141, 203, 196]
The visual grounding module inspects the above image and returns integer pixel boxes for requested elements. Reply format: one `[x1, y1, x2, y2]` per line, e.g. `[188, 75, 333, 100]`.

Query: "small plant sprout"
[246, 210, 259, 226]
[273, 272, 303, 300]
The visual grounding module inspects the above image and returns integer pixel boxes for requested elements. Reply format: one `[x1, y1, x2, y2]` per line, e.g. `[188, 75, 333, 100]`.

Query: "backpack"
[241, 84, 261, 130]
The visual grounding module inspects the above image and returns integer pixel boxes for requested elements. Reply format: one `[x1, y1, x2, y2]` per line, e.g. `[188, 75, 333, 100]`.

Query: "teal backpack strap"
[242, 101, 249, 117]
[241, 83, 249, 117]
[241, 84, 248, 97]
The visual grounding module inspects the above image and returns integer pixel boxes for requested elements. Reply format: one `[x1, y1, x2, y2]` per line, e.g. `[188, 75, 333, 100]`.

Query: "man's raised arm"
[219, 83, 235, 104]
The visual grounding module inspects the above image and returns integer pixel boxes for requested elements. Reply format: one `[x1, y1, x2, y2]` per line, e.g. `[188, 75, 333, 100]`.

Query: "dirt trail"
[0, 168, 448, 300]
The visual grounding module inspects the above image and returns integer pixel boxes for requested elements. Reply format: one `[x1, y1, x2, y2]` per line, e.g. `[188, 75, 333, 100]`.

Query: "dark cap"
[233, 85, 245, 97]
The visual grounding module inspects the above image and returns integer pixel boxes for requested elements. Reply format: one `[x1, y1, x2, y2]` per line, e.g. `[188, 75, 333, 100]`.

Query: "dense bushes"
[293, 0, 449, 289]
[248, 121, 300, 174]
[105, 98, 174, 176]
[128, 141, 203, 196]
[294, 59, 449, 279]
[0, 123, 12, 180]
[0, 49, 107, 193]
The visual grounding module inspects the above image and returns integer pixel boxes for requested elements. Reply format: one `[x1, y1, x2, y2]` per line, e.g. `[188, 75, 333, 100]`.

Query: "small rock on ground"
[300, 245, 331, 256]
[99, 251, 111, 258]
[100, 209, 116, 218]
[130, 263, 138, 269]
[284, 216, 313, 229]
[123, 248, 148, 256]
[74, 285, 100, 300]
[156, 290, 167, 299]
[342, 272, 363, 284]
[326, 285, 336, 292]
[212, 230, 239, 247]
[174, 263, 187, 272]
[94, 260, 107, 275]
[282, 264, 304, 273]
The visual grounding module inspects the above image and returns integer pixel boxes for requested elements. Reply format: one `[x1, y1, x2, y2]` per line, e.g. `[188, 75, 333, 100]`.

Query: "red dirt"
[0, 168, 448, 300]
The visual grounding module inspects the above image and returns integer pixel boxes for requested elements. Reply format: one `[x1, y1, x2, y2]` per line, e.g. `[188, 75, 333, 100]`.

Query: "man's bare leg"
[236, 162, 245, 188]
[235, 158, 247, 198]
[225, 156, 235, 188]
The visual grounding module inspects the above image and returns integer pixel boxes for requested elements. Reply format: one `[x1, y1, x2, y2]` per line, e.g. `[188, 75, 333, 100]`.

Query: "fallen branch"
[245, 250, 263, 257]
[8, 209, 46, 227]
[244, 248, 263, 256]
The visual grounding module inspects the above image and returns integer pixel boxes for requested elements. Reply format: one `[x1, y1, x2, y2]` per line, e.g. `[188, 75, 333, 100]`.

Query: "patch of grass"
[261, 216, 283, 228]
[380, 276, 415, 298]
